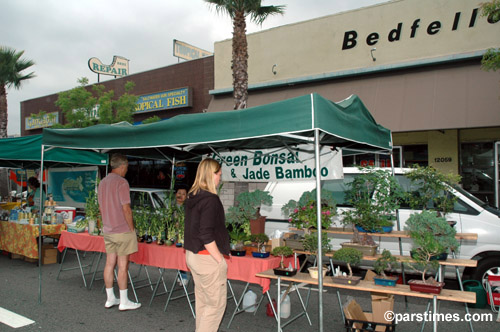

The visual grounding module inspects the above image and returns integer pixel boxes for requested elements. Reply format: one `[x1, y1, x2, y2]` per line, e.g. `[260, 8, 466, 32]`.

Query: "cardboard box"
[344, 297, 394, 332]
[269, 238, 284, 250]
[42, 244, 57, 265]
[371, 294, 395, 326]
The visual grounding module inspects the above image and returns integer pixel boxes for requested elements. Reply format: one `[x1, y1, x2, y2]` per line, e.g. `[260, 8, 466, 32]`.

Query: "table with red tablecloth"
[0, 220, 65, 259]
[57, 230, 293, 293]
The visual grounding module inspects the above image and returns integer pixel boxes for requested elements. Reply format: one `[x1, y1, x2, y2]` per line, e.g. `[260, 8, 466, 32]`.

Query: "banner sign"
[173, 39, 213, 61]
[48, 166, 98, 208]
[209, 145, 343, 182]
[25, 112, 59, 130]
[135, 87, 192, 113]
[88, 55, 129, 77]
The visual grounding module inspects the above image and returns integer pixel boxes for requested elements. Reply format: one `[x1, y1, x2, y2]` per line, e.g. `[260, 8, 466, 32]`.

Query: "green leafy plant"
[374, 249, 398, 278]
[250, 233, 269, 252]
[405, 165, 461, 217]
[226, 190, 273, 236]
[302, 232, 331, 256]
[332, 247, 363, 278]
[404, 210, 459, 282]
[271, 246, 294, 269]
[228, 223, 249, 249]
[84, 179, 101, 234]
[282, 189, 336, 229]
[132, 193, 150, 238]
[342, 167, 404, 244]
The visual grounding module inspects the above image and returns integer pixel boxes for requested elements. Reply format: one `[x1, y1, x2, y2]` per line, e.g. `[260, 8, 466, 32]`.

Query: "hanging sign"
[88, 55, 129, 77]
[209, 145, 343, 182]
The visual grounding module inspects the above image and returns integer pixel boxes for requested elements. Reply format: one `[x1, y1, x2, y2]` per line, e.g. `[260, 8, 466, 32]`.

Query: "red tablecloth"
[57, 230, 294, 293]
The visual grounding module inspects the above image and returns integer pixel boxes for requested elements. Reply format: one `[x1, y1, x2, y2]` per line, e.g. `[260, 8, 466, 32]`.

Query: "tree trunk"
[232, 10, 248, 110]
[0, 84, 8, 138]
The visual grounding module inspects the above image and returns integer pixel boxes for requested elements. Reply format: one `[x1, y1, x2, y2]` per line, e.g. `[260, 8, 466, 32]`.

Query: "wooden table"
[256, 269, 476, 332]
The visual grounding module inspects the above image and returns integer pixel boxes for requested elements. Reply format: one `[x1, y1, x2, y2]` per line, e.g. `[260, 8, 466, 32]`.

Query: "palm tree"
[0, 46, 35, 138]
[205, 0, 285, 110]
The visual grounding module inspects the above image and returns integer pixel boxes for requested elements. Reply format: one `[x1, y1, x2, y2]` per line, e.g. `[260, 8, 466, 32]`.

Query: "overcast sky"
[1, 0, 387, 136]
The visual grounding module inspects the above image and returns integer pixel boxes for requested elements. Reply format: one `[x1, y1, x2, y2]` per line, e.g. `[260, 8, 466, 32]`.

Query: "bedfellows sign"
[209, 145, 343, 182]
[135, 87, 192, 113]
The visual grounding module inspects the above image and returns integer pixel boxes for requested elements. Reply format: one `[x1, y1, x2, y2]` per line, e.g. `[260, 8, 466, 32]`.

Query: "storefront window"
[460, 142, 495, 206]
[401, 145, 428, 167]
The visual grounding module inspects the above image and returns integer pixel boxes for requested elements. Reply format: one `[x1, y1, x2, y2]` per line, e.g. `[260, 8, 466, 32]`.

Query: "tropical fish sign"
[88, 55, 129, 77]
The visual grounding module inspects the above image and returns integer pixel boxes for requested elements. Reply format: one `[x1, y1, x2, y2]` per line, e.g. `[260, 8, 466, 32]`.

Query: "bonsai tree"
[341, 167, 404, 245]
[282, 189, 336, 230]
[374, 249, 398, 278]
[332, 247, 363, 278]
[404, 210, 460, 283]
[226, 189, 273, 235]
[302, 231, 332, 257]
[250, 233, 269, 252]
[405, 165, 461, 217]
[271, 245, 294, 269]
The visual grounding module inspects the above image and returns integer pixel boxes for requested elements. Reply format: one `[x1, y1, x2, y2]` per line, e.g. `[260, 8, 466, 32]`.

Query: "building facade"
[208, 0, 500, 206]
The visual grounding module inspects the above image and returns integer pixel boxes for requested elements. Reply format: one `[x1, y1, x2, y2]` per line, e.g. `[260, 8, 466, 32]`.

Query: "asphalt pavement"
[0, 249, 498, 332]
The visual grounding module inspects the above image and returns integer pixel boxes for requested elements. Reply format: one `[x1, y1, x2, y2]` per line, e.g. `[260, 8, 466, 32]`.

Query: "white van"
[261, 167, 500, 285]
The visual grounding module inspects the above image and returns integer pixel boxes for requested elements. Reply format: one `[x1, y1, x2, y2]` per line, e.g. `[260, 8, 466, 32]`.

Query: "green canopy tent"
[0, 134, 108, 168]
[42, 93, 392, 330]
[0, 134, 108, 307]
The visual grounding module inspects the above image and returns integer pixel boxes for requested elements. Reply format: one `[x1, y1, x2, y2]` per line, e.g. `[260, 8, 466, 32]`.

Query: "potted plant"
[226, 189, 273, 235]
[228, 223, 248, 256]
[303, 231, 332, 279]
[403, 210, 460, 294]
[84, 182, 100, 236]
[373, 249, 399, 287]
[282, 189, 336, 231]
[250, 233, 270, 258]
[340, 167, 404, 256]
[149, 207, 166, 245]
[271, 246, 296, 276]
[331, 247, 363, 285]
[405, 165, 461, 223]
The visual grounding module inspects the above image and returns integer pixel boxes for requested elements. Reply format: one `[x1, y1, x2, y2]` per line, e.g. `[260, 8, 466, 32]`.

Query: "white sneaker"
[105, 298, 120, 309]
[119, 302, 141, 311]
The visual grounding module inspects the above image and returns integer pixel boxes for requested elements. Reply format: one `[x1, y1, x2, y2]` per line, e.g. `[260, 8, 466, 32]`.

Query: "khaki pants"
[186, 250, 227, 332]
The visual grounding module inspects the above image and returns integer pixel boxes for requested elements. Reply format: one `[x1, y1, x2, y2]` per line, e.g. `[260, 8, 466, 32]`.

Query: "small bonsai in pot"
[404, 210, 460, 294]
[302, 231, 332, 256]
[250, 233, 270, 253]
[331, 247, 363, 285]
[373, 249, 399, 287]
[226, 189, 273, 235]
[341, 167, 404, 253]
[271, 246, 296, 276]
[282, 189, 336, 231]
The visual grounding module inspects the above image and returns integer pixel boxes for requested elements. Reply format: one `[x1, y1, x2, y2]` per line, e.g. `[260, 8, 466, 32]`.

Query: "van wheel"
[472, 257, 500, 290]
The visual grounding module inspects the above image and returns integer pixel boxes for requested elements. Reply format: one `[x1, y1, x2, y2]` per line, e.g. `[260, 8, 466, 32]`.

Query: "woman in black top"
[184, 158, 229, 332]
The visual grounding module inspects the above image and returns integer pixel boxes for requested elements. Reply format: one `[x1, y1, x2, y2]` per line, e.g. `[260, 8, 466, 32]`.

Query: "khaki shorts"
[103, 231, 138, 256]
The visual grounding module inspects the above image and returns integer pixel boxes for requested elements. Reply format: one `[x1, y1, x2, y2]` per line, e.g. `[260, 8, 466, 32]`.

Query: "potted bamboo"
[341, 167, 404, 256]
[84, 184, 100, 236]
[373, 249, 399, 287]
[331, 247, 363, 285]
[271, 246, 296, 276]
[404, 210, 459, 294]
[226, 189, 273, 235]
